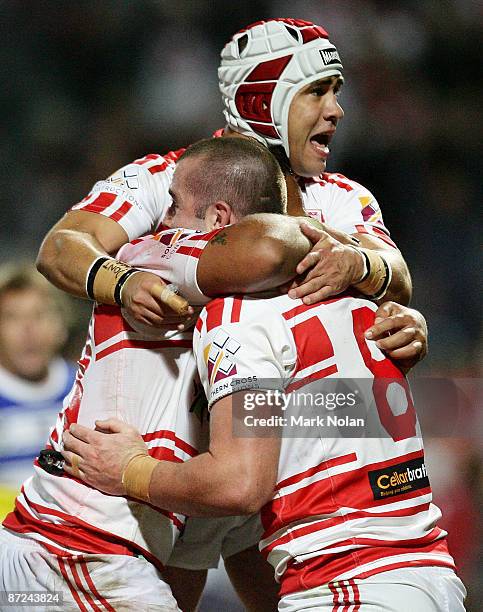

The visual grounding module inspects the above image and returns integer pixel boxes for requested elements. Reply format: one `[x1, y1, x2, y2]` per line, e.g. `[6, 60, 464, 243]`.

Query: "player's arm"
[197, 214, 312, 295]
[148, 391, 279, 515]
[37, 210, 189, 325]
[62, 394, 280, 517]
[37, 210, 129, 297]
[117, 213, 314, 306]
[285, 174, 412, 305]
[288, 221, 412, 306]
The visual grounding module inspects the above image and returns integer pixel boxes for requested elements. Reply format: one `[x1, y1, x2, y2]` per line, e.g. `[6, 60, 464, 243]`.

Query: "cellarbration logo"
[368, 456, 430, 500]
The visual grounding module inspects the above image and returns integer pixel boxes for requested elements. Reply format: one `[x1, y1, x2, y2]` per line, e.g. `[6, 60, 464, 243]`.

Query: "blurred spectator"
[0, 264, 76, 512]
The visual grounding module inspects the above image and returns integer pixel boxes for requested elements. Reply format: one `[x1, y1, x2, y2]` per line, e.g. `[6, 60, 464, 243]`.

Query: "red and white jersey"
[3, 227, 220, 571]
[70, 134, 396, 248]
[194, 294, 454, 595]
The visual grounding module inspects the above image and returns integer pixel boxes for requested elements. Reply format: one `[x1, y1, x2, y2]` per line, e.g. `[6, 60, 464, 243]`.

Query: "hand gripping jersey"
[70, 136, 396, 248]
[193, 294, 455, 596]
[2, 227, 221, 571]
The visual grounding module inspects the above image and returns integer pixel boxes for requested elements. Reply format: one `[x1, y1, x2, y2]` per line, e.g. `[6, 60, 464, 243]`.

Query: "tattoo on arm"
[210, 231, 228, 246]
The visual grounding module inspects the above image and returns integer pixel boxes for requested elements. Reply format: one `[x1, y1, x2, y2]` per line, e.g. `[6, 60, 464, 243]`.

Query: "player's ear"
[212, 200, 233, 228]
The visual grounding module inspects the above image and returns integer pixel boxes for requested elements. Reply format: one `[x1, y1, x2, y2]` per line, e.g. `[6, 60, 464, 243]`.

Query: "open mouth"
[309, 132, 333, 157]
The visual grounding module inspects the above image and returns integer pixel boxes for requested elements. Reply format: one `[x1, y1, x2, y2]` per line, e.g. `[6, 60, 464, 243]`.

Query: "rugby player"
[0, 138, 304, 611]
[63, 288, 465, 611]
[37, 18, 412, 329]
[34, 17, 426, 609]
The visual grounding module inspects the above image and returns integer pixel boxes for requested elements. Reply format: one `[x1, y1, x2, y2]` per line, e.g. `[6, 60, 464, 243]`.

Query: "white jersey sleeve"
[116, 227, 225, 305]
[303, 173, 397, 248]
[193, 297, 296, 409]
[71, 153, 181, 240]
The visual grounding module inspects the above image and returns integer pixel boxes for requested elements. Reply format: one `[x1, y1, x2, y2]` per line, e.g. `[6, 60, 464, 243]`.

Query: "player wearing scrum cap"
[37, 18, 411, 329]
[34, 17, 422, 610]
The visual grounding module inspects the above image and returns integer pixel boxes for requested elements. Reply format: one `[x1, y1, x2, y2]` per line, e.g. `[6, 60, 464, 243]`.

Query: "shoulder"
[129, 148, 185, 177]
[200, 294, 285, 326]
[305, 172, 376, 197]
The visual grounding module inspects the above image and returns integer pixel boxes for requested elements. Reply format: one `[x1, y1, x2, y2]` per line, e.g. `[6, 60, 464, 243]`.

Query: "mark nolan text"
[244, 415, 364, 427]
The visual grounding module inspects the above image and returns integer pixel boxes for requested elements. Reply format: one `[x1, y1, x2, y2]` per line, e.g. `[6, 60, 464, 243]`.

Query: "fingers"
[296, 250, 322, 276]
[62, 429, 89, 456]
[151, 283, 190, 316]
[385, 341, 424, 361]
[372, 328, 418, 352]
[289, 280, 338, 303]
[65, 423, 96, 444]
[123, 273, 193, 326]
[363, 304, 427, 371]
[299, 221, 327, 243]
[61, 450, 83, 478]
[373, 301, 398, 321]
[365, 313, 408, 340]
[94, 418, 131, 434]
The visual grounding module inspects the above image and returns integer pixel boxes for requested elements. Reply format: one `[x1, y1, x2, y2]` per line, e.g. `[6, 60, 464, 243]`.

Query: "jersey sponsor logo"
[319, 47, 342, 66]
[204, 329, 240, 385]
[91, 180, 143, 210]
[210, 376, 259, 402]
[368, 456, 429, 500]
[359, 196, 381, 223]
[108, 168, 139, 190]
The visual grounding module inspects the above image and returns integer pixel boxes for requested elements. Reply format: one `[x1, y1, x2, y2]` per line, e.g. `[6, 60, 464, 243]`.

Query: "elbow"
[36, 232, 59, 282]
[224, 476, 274, 515]
[36, 240, 53, 279]
[227, 494, 268, 516]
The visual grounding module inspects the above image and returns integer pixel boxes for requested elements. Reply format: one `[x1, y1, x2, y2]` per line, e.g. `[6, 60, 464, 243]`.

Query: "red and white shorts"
[278, 566, 466, 612]
[0, 527, 180, 611]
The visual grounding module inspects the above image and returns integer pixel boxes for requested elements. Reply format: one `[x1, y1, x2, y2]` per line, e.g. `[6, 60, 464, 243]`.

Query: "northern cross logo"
[368, 456, 430, 500]
[108, 168, 139, 190]
[319, 47, 342, 67]
[204, 329, 240, 385]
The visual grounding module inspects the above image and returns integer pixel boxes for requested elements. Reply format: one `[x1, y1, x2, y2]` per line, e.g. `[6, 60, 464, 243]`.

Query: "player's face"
[165, 158, 207, 231]
[287, 76, 344, 177]
[0, 289, 66, 382]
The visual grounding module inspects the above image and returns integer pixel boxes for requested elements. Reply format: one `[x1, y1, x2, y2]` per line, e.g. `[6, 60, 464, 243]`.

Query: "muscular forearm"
[37, 211, 129, 298]
[37, 228, 109, 298]
[197, 213, 312, 296]
[147, 397, 278, 516]
[148, 452, 268, 517]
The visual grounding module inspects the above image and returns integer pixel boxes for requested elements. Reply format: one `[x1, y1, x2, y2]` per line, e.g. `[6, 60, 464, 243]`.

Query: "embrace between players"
[0, 19, 465, 612]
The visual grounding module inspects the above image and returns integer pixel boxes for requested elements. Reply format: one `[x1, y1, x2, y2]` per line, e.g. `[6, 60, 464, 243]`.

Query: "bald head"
[177, 137, 287, 220]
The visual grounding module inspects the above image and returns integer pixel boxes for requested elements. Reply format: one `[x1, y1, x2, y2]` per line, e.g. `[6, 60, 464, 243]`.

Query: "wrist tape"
[86, 257, 139, 306]
[354, 249, 392, 300]
[155, 283, 191, 316]
[121, 452, 159, 502]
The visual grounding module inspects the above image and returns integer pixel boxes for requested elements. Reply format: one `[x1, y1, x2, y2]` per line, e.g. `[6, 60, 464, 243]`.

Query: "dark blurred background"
[0, 0, 481, 609]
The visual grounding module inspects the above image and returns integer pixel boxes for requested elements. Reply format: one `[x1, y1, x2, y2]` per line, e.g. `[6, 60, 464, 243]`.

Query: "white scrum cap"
[219, 18, 343, 157]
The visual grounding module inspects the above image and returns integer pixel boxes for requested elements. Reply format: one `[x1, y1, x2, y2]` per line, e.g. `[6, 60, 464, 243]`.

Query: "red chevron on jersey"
[72, 192, 133, 222]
